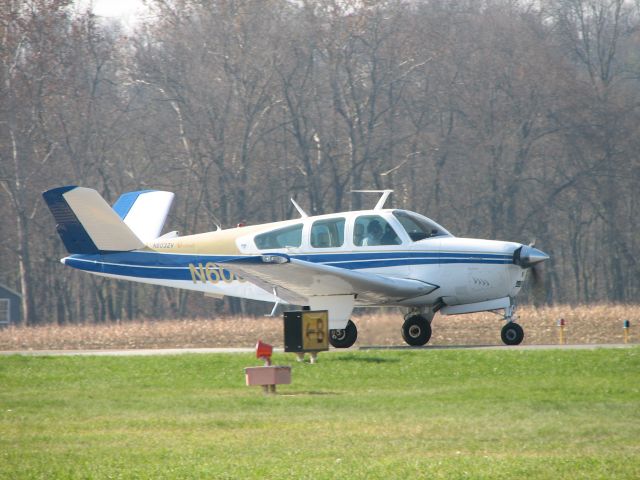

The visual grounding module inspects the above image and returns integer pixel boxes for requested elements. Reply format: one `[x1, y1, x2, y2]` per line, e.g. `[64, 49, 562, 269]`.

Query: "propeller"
[530, 260, 544, 287]
[528, 239, 544, 288]
[513, 243, 549, 302]
[530, 261, 546, 304]
[512, 244, 549, 269]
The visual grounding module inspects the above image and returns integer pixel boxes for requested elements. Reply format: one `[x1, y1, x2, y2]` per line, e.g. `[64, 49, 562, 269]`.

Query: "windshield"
[393, 210, 449, 241]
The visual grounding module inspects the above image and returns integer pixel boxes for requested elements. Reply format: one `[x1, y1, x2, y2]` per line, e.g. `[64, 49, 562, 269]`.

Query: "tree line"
[1, 0, 639, 325]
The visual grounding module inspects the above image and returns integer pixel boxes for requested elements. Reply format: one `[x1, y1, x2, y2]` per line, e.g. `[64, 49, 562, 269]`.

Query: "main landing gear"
[329, 319, 358, 348]
[401, 309, 434, 347]
[501, 304, 524, 345]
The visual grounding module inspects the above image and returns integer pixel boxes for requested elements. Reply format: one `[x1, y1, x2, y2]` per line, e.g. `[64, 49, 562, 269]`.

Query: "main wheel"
[501, 322, 524, 345]
[402, 315, 432, 346]
[329, 319, 358, 348]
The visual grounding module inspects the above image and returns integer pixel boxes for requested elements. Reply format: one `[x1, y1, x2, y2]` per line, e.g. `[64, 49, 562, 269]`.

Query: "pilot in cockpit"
[363, 220, 383, 246]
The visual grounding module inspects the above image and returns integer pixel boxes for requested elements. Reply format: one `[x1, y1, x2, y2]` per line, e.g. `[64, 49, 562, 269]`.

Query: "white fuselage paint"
[64, 209, 528, 312]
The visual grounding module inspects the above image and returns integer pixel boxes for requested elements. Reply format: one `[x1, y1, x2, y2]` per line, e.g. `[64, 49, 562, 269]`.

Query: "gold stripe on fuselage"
[143, 220, 297, 255]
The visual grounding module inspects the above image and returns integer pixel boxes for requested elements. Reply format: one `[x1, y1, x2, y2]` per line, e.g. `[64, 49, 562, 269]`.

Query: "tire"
[401, 315, 432, 346]
[329, 319, 358, 348]
[501, 322, 524, 345]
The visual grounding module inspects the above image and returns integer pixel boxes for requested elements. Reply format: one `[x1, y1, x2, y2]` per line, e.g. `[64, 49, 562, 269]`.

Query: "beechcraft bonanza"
[43, 187, 548, 347]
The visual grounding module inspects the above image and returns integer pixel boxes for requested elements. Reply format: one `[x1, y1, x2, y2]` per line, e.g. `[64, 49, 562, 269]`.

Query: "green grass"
[1, 348, 639, 479]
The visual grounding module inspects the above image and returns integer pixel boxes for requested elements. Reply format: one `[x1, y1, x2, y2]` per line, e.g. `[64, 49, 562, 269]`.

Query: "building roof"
[0, 283, 22, 298]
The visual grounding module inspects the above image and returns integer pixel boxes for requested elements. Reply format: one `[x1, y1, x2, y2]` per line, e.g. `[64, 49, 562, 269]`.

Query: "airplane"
[42, 186, 549, 348]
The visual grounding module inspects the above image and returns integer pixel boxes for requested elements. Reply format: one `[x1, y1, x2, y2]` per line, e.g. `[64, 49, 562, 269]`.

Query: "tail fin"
[43, 186, 145, 254]
[112, 190, 175, 243]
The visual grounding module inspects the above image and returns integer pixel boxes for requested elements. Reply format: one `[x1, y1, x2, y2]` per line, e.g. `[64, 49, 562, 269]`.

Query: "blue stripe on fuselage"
[63, 250, 513, 280]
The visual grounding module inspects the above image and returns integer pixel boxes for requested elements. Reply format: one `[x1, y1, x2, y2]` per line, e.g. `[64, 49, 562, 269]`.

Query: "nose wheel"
[501, 322, 524, 345]
[402, 314, 432, 346]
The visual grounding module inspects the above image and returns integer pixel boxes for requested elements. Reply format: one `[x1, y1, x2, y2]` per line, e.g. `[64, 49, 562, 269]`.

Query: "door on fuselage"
[353, 215, 402, 247]
[350, 213, 410, 281]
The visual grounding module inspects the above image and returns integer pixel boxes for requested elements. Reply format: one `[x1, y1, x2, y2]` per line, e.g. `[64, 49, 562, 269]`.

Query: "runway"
[0, 343, 634, 356]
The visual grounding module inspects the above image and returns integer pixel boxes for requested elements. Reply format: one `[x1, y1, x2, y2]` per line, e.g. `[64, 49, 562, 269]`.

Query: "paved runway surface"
[0, 344, 634, 356]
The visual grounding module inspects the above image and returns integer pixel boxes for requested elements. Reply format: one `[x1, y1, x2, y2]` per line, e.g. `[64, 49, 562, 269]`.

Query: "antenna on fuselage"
[351, 189, 394, 210]
[290, 198, 309, 218]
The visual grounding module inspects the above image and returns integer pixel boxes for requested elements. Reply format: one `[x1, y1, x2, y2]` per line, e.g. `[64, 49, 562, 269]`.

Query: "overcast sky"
[76, 0, 148, 28]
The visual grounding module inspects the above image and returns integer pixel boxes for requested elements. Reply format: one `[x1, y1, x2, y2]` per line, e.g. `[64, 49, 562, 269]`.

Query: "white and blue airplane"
[43, 186, 548, 347]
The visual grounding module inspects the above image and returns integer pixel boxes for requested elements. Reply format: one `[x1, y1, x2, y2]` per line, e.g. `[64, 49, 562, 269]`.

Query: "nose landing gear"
[501, 303, 524, 345]
[501, 322, 524, 345]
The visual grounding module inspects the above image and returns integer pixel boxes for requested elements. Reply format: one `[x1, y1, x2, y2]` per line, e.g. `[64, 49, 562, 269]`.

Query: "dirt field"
[0, 304, 636, 351]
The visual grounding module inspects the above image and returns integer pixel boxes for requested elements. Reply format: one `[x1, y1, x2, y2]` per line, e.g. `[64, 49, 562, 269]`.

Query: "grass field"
[1, 347, 639, 479]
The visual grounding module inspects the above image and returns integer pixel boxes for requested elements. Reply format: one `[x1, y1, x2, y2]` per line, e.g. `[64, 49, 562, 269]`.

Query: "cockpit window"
[393, 210, 447, 241]
[255, 224, 303, 249]
[311, 218, 345, 248]
[354, 215, 401, 246]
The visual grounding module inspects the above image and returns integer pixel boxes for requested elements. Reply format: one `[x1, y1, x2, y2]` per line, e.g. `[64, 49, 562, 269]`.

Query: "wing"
[217, 254, 438, 305]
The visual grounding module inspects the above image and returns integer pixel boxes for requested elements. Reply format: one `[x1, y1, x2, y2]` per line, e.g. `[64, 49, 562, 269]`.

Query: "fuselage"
[62, 208, 528, 309]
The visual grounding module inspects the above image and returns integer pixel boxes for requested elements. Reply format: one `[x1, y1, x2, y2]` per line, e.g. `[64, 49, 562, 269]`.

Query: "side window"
[311, 218, 345, 248]
[353, 215, 401, 247]
[254, 224, 303, 249]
